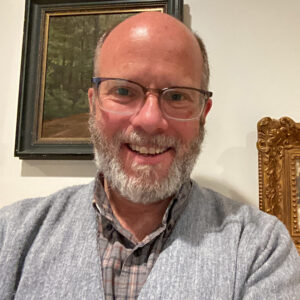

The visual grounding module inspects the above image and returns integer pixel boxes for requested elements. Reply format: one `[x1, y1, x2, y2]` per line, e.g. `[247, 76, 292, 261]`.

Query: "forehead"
[97, 13, 203, 85]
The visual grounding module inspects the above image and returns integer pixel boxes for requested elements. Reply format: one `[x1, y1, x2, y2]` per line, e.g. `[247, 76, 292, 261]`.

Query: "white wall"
[1, 0, 299, 209]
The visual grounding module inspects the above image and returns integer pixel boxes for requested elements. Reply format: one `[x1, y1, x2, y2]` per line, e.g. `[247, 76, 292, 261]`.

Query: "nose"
[130, 94, 168, 134]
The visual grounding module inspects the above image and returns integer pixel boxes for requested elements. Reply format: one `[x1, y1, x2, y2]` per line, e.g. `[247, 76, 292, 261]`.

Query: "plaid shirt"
[93, 175, 191, 300]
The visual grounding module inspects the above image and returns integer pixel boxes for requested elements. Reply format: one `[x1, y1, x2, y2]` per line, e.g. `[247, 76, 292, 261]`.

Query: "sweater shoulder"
[0, 182, 95, 238]
[0, 182, 94, 215]
[177, 181, 295, 259]
[187, 180, 279, 231]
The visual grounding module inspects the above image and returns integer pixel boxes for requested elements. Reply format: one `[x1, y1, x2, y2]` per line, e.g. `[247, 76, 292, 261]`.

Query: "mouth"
[126, 143, 170, 156]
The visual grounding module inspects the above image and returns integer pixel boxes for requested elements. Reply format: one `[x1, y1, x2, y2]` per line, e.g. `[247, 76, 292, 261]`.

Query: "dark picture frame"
[257, 117, 300, 254]
[15, 0, 183, 159]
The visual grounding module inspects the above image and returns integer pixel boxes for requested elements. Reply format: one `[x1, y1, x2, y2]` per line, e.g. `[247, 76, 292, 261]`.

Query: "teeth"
[140, 147, 148, 154]
[149, 148, 156, 154]
[129, 144, 167, 155]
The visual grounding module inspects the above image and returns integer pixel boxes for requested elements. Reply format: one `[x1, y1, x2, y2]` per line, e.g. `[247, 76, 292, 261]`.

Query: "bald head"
[93, 12, 209, 90]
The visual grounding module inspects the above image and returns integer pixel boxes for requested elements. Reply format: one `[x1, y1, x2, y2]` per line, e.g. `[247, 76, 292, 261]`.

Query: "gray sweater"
[0, 181, 299, 299]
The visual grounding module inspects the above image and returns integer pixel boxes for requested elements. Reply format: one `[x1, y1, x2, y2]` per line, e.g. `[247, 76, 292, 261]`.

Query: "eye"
[106, 84, 140, 103]
[169, 93, 183, 101]
[164, 90, 190, 102]
[116, 87, 130, 96]
[100, 79, 142, 102]
[109, 86, 136, 98]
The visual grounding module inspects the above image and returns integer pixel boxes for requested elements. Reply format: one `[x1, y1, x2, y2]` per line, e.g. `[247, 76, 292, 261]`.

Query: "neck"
[104, 179, 172, 241]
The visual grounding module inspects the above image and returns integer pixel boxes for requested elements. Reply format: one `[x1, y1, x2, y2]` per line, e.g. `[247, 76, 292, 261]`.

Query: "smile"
[128, 144, 169, 155]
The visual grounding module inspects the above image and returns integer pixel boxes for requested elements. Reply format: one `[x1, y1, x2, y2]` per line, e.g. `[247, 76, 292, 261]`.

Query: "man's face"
[88, 15, 211, 204]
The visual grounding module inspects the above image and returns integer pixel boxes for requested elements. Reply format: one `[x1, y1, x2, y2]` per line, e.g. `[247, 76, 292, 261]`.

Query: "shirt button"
[106, 223, 113, 231]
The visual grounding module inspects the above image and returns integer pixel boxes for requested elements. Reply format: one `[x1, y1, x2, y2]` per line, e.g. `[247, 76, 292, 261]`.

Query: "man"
[0, 12, 299, 299]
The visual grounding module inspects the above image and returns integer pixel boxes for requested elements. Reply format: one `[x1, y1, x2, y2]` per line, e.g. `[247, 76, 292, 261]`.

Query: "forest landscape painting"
[15, 0, 180, 158]
[41, 12, 135, 140]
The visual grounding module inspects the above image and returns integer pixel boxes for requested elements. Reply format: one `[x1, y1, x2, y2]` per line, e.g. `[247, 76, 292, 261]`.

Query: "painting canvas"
[40, 12, 135, 140]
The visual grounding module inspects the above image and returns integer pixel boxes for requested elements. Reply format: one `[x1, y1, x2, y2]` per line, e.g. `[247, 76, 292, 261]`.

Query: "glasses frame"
[91, 77, 213, 121]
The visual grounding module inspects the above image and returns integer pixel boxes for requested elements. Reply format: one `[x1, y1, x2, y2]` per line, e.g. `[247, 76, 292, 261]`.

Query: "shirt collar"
[93, 173, 192, 245]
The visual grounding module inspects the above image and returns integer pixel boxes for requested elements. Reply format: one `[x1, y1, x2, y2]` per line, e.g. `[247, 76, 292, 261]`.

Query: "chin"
[129, 161, 170, 184]
[94, 147, 190, 205]
[89, 113, 205, 204]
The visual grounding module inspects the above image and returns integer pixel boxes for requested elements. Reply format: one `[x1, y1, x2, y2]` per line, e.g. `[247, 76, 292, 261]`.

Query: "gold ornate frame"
[257, 117, 300, 253]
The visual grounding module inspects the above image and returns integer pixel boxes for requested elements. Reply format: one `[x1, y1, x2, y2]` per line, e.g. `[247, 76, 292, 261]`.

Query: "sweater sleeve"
[0, 205, 20, 298]
[234, 215, 300, 299]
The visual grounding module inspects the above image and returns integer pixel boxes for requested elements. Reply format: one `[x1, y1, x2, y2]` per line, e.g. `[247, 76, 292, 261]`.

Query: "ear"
[88, 88, 95, 114]
[201, 99, 212, 124]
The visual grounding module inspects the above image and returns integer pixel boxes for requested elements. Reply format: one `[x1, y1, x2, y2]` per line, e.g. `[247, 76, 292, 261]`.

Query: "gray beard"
[89, 114, 205, 205]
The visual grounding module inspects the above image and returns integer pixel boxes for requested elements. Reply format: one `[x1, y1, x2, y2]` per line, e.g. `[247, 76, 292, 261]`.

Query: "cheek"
[172, 120, 200, 145]
[95, 110, 130, 139]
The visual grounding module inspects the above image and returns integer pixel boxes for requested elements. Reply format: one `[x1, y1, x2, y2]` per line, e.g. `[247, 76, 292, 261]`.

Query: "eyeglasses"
[91, 77, 213, 121]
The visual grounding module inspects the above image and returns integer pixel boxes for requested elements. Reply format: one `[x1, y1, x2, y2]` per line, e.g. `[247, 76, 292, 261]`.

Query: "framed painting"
[257, 117, 300, 253]
[15, 0, 183, 159]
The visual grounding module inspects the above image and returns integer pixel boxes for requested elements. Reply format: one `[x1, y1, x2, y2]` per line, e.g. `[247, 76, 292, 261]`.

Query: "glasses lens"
[161, 88, 205, 120]
[98, 79, 143, 114]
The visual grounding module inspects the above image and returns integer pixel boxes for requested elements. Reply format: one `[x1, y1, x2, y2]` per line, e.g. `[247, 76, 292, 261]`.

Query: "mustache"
[113, 130, 180, 149]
